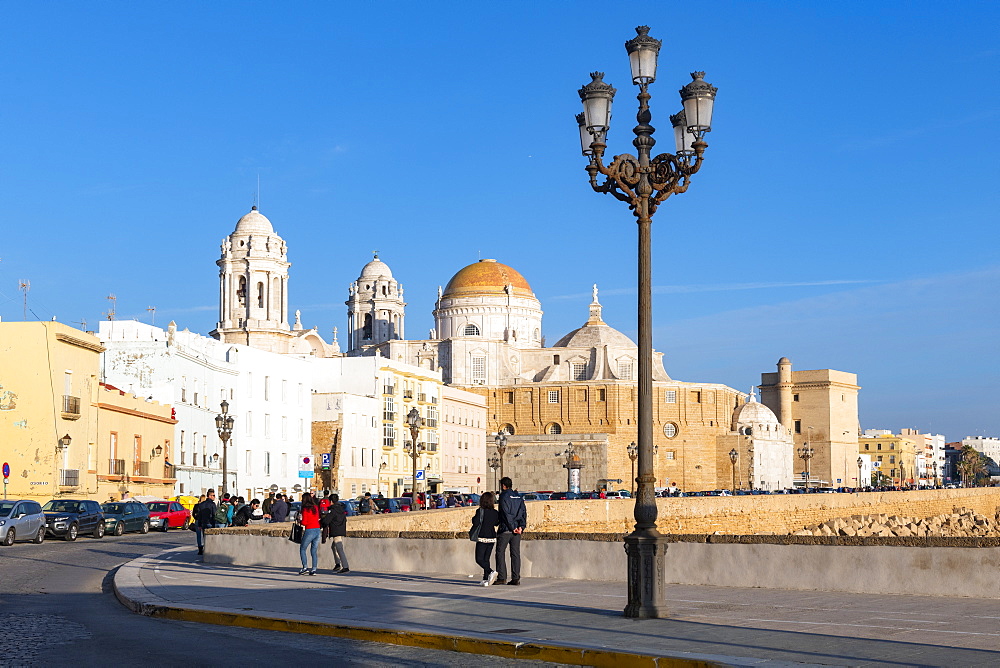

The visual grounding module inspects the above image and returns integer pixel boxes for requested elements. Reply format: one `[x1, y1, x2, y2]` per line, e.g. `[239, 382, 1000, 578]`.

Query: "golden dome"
[443, 259, 534, 298]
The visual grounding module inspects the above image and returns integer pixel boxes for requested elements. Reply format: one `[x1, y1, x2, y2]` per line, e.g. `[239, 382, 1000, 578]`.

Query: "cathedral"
[210, 206, 862, 493]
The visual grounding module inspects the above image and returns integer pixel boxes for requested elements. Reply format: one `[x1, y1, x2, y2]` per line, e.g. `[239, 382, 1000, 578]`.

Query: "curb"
[113, 549, 727, 667]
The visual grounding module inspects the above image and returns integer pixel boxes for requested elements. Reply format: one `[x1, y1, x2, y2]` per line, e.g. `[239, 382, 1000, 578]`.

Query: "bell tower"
[346, 252, 406, 355]
[211, 206, 293, 351]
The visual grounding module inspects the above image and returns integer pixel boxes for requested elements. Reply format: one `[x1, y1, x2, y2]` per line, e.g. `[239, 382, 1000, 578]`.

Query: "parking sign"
[321, 453, 331, 470]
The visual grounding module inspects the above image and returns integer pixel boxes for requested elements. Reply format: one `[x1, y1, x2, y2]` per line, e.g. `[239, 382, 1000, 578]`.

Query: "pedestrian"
[262, 492, 275, 516]
[436, 494, 446, 509]
[270, 494, 289, 522]
[232, 499, 260, 527]
[599, 488, 607, 499]
[495, 477, 527, 586]
[214, 496, 232, 528]
[359, 492, 376, 515]
[297, 492, 321, 575]
[194, 489, 218, 555]
[321, 493, 350, 574]
[446, 493, 457, 508]
[319, 491, 331, 514]
[471, 492, 501, 586]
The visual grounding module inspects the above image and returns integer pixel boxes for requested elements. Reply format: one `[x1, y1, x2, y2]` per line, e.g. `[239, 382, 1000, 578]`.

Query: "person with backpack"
[214, 497, 232, 528]
[359, 492, 376, 515]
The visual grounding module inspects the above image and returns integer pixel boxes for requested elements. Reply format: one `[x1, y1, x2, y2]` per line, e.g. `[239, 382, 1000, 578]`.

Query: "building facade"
[440, 385, 487, 494]
[858, 432, 920, 485]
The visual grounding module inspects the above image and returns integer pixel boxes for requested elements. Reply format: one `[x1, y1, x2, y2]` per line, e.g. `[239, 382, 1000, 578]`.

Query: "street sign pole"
[2, 462, 9, 498]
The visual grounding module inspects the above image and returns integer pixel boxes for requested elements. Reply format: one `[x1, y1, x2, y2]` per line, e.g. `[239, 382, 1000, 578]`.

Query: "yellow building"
[0, 321, 176, 502]
[858, 432, 919, 486]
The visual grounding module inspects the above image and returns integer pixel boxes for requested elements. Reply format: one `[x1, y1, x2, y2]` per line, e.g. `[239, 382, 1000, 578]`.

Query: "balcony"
[425, 418, 438, 428]
[134, 461, 149, 477]
[418, 393, 427, 403]
[383, 385, 395, 395]
[382, 438, 395, 449]
[403, 390, 414, 399]
[61, 395, 81, 419]
[430, 396, 438, 404]
[59, 469, 80, 486]
[383, 411, 396, 421]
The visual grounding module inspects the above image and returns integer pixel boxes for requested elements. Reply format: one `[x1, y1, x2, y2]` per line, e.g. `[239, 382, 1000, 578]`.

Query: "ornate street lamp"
[494, 429, 508, 481]
[857, 456, 864, 493]
[729, 448, 739, 493]
[215, 400, 234, 495]
[933, 460, 939, 488]
[577, 25, 716, 620]
[797, 443, 815, 491]
[488, 455, 500, 491]
[405, 407, 424, 505]
[627, 441, 639, 496]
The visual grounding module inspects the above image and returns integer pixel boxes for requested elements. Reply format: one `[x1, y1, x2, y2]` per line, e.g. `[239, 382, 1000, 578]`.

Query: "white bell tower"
[346, 252, 406, 354]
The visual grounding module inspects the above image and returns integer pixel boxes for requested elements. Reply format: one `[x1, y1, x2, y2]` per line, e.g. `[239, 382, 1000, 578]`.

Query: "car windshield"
[102, 503, 126, 513]
[0, 502, 15, 517]
[43, 501, 80, 513]
[147, 502, 170, 512]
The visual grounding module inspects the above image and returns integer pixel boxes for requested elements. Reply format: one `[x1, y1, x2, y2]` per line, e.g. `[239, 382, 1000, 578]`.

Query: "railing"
[134, 461, 149, 477]
[403, 390, 413, 399]
[383, 411, 396, 421]
[430, 396, 438, 404]
[62, 395, 81, 415]
[59, 469, 80, 486]
[382, 438, 395, 449]
[163, 463, 175, 479]
[425, 418, 438, 428]
[108, 459, 125, 476]
[418, 393, 427, 402]
[383, 386, 395, 395]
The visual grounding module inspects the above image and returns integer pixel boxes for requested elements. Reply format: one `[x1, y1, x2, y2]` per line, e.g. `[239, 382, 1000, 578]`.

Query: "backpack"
[214, 502, 230, 525]
[359, 498, 371, 513]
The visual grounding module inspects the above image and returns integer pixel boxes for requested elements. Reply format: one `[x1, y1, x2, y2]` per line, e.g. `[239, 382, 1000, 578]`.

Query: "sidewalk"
[114, 547, 1000, 667]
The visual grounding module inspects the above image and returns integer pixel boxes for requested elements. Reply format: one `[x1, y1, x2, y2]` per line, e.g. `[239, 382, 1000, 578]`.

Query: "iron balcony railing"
[134, 461, 149, 477]
[62, 395, 81, 415]
[59, 469, 80, 486]
[382, 438, 395, 449]
[418, 393, 427, 403]
[383, 386, 395, 395]
[403, 390, 414, 399]
[108, 459, 125, 476]
[383, 411, 396, 421]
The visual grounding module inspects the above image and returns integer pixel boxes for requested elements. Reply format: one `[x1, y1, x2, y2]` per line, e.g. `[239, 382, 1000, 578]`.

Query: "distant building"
[858, 432, 920, 485]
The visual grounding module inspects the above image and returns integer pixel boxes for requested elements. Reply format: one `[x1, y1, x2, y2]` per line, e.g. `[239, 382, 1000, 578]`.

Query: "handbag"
[468, 508, 482, 542]
[289, 523, 304, 544]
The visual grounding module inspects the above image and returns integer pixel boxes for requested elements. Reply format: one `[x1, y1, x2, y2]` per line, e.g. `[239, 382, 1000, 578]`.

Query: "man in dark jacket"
[320, 493, 350, 573]
[496, 477, 527, 585]
[232, 499, 260, 527]
[194, 489, 217, 555]
[269, 494, 289, 522]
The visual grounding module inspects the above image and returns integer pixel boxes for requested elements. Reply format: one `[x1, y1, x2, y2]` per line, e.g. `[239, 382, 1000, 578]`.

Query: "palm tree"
[958, 445, 988, 487]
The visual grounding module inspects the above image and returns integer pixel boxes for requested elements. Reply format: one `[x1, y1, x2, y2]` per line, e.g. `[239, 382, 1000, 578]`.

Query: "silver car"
[0, 499, 46, 545]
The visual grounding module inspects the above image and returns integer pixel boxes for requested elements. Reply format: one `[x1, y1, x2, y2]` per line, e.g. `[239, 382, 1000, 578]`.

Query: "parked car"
[43, 499, 106, 540]
[146, 500, 191, 531]
[101, 500, 151, 535]
[0, 499, 46, 545]
[548, 492, 581, 500]
[604, 490, 631, 499]
[375, 497, 411, 513]
[522, 492, 550, 501]
[342, 499, 358, 516]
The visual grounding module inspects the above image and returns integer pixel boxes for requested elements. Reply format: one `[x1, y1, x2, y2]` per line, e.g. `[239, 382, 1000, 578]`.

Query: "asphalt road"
[0, 529, 563, 667]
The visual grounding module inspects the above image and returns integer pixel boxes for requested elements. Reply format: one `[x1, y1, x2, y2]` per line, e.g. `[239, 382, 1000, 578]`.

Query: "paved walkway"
[115, 547, 1000, 666]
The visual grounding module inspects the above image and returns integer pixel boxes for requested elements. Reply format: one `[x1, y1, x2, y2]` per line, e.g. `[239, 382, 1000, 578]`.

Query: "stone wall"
[332, 488, 1000, 535]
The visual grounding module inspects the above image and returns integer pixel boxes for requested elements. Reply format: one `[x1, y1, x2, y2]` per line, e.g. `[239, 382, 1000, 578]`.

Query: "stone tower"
[211, 206, 292, 351]
[346, 253, 406, 354]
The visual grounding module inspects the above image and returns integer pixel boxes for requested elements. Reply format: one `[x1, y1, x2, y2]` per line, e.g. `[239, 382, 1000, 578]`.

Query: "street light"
[797, 443, 815, 491]
[494, 429, 508, 481]
[627, 441, 639, 496]
[577, 25, 716, 620]
[215, 400, 234, 495]
[58, 434, 72, 450]
[857, 456, 864, 493]
[405, 407, 424, 507]
[488, 455, 500, 491]
[933, 460, 939, 488]
[728, 448, 739, 493]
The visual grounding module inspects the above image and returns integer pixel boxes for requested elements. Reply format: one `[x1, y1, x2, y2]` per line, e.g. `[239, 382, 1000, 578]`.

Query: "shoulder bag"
[288, 522, 304, 544]
[468, 508, 482, 542]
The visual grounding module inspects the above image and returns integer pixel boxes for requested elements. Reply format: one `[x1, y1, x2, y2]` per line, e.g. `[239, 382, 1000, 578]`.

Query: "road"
[0, 529, 562, 667]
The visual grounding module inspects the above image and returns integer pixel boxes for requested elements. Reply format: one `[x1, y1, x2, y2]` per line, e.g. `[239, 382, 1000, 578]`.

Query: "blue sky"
[0, 2, 997, 439]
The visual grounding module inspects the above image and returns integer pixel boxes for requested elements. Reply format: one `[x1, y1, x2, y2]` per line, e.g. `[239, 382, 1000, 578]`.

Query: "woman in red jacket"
[297, 493, 322, 575]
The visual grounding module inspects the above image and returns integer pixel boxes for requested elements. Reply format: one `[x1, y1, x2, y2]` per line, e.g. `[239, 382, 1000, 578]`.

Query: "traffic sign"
[2, 463, 9, 479]
[415, 469, 425, 481]
[321, 453, 331, 470]
[298, 454, 315, 479]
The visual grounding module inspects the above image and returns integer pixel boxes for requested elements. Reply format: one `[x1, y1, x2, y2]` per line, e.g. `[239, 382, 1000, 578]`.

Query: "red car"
[145, 500, 191, 531]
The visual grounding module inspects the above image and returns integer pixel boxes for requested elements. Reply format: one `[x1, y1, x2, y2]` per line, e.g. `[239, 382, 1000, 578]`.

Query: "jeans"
[496, 531, 521, 581]
[300, 528, 321, 569]
[195, 526, 204, 550]
[475, 541, 496, 579]
[331, 536, 349, 569]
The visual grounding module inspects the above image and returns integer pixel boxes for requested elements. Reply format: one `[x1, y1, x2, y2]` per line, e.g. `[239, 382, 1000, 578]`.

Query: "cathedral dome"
[360, 255, 393, 280]
[233, 206, 274, 235]
[552, 322, 636, 348]
[733, 391, 781, 428]
[442, 259, 534, 298]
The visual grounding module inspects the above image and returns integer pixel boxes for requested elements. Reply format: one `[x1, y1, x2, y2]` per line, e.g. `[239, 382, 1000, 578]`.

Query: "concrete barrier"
[204, 530, 1000, 598]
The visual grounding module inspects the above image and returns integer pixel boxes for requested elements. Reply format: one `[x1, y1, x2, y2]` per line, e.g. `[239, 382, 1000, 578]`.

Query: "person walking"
[496, 477, 527, 585]
[262, 492, 275, 517]
[232, 499, 260, 527]
[471, 492, 501, 586]
[359, 492, 376, 515]
[194, 489, 218, 555]
[321, 493, 350, 574]
[297, 493, 322, 575]
[270, 494, 289, 522]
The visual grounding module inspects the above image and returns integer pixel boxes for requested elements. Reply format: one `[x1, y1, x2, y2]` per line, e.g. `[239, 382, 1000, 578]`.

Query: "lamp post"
[933, 460, 939, 488]
[797, 443, 815, 491]
[627, 441, 639, 496]
[857, 456, 864, 493]
[494, 429, 508, 482]
[215, 400, 234, 496]
[577, 25, 716, 620]
[728, 448, 739, 494]
[405, 407, 424, 506]
[488, 455, 500, 492]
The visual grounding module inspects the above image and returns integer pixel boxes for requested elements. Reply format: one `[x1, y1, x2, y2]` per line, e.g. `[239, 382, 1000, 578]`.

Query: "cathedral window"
[665, 451, 675, 460]
[547, 423, 562, 435]
[665, 390, 677, 403]
[571, 362, 587, 381]
[363, 314, 373, 340]
[534, 328, 540, 341]
[503, 391, 513, 404]
[547, 390, 560, 404]
[598, 389, 606, 401]
[794, 420, 801, 434]
[618, 361, 633, 380]
[663, 423, 678, 438]
[471, 356, 487, 383]
[257, 282, 265, 308]
[690, 390, 701, 403]
[464, 324, 480, 336]
[237, 277, 247, 306]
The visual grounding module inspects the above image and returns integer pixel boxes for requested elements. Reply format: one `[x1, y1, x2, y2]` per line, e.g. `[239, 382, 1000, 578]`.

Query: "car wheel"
[114, 522, 125, 536]
[65, 523, 78, 541]
[2, 528, 15, 546]
[93, 521, 105, 539]
[140, 520, 150, 534]
[161, 520, 170, 532]
[182, 517, 191, 529]
[33, 527, 45, 544]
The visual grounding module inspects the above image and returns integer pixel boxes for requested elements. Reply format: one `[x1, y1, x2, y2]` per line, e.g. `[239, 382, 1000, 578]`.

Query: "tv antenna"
[72, 318, 88, 331]
[17, 279, 30, 320]
[105, 294, 117, 321]
[147, 305, 156, 325]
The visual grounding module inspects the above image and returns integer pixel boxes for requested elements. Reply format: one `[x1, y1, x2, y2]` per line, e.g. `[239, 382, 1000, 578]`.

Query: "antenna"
[17, 279, 30, 320]
[72, 318, 88, 331]
[147, 306, 156, 326]
[257, 172, 260, 211]
[105, 294, 117, 321]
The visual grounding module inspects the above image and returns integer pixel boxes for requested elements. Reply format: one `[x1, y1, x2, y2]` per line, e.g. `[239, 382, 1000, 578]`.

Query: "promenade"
[115, 546, 1000, 666]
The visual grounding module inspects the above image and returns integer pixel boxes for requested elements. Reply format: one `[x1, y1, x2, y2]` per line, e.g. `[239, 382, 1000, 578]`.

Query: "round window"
[663, 423, 678, 438]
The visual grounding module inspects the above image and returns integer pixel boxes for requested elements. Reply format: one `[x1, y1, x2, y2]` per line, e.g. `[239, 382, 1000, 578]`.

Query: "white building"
[964, 436, 1000, 464]
[731, 390, 794, 491]
[99, 320, 313, 499]
[311, 391, 380, 498]
[441, 385, 487, 494]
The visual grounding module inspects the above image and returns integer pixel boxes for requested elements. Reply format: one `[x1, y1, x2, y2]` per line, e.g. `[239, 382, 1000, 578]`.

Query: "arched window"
[547, 423, 562, 435]
[463, 324, 480, 336]
[237, 277, 247, 306]
[256, 282, 265, 308]
[362, 313, 373, 340]
[533, 328, 540, 341]
[500, 424, 515, 436]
